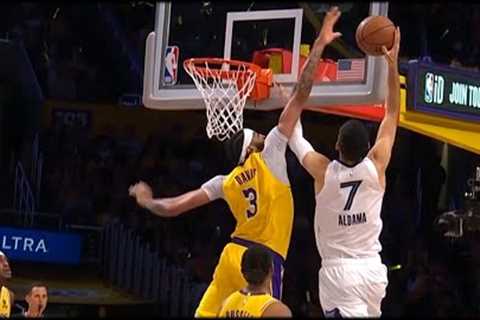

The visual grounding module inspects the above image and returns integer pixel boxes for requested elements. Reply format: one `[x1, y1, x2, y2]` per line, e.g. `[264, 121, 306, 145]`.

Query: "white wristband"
[289, 134, 314, 164]
[293, 119, 303, 137]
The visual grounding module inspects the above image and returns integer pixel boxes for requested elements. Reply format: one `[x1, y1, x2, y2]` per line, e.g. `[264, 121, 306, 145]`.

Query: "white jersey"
[315, 157, 384, 260]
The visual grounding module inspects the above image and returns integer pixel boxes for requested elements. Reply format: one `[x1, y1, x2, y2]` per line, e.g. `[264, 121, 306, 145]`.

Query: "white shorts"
[319, 256, 388, 318]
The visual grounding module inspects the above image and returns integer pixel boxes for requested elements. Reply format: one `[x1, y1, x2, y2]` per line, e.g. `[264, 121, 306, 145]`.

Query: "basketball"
[355, 16, 395, 56]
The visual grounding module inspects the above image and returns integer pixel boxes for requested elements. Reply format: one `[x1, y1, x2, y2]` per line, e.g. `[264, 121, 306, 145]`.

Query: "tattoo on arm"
[293, 42, 326, 102]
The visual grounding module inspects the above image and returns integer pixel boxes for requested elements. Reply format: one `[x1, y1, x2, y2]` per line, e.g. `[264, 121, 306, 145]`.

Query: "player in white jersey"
[287, 27, 401, 317]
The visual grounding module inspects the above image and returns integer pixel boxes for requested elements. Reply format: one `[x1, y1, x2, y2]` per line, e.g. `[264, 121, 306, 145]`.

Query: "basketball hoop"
[184, 58, 272, 141]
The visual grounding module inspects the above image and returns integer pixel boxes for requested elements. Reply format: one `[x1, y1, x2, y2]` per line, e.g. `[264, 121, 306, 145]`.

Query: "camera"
[435, 166, 480, 238]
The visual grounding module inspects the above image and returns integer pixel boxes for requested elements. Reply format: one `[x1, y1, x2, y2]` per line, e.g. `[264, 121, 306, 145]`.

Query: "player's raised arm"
[284, 7, 343, 186]
[367, 27, 401, 180]
[289, 119, 331, 187]
[129, 175, 225, 217]
[277, 6, 342, 139]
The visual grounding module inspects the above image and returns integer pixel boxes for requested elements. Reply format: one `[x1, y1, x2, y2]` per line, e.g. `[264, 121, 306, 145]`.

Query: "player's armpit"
[367, 105, 398, 173]
[302, 151, 330, 182]
[262, 302, 292, 318]
[277, 96, 303, 139]
[368, 136, 393, 172]
[261, 127, 290, 185]
[262, 127, 288, 158]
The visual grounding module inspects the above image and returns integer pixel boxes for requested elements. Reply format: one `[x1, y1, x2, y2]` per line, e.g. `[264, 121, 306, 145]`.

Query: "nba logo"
[424, 72, 434, 103]
[164, 46, 179, 86]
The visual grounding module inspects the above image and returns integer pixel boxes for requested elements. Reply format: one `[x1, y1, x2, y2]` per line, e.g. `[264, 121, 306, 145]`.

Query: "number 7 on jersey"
[340, 180, 362, 211]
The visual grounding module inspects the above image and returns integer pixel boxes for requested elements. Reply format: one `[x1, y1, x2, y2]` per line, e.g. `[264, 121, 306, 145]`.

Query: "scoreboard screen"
[407, 60, 480, 122]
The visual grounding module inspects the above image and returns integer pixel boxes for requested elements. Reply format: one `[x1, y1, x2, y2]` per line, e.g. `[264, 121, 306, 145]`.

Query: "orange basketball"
[355, 16, 395, 56]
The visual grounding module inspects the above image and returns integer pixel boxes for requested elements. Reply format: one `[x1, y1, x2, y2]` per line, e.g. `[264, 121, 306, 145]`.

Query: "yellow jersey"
[218, 290, 278, 318]
[222, 152, 294, 259]
[0, 286, 11, 318]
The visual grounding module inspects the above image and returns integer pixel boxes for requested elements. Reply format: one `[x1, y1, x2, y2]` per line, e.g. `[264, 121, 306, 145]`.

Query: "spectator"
[23, 283, 48, 318]
[0, 251, 13, 318]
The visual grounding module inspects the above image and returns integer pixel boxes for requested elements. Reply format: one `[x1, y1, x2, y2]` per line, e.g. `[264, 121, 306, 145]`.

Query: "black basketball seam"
[358, 18, 370, 42]
[357, 23, 369, 52]
[357, 37, 369, 53]
[356, 17, 393, 54]
[358, 16, 374, 42]
[358, 17, 390, 40]
[362, 24, 395, 46]
[362, 24, 392, 52]
[358, 29, 373, 53]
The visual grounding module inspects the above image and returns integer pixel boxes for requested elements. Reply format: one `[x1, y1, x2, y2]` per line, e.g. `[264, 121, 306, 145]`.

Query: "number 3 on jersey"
[340, 180, 362, 211]
[242, 188, 258, 218]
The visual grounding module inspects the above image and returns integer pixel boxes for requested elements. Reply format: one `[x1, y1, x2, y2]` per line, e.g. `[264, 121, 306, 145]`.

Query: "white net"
[184, 59, 257, 141]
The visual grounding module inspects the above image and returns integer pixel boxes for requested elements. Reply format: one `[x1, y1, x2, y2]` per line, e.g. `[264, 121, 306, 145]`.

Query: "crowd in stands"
[3, 3, 152, 102]
[1, 3, 479, 105]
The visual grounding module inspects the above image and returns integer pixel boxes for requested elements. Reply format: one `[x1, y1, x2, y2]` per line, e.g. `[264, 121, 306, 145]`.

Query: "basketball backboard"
[143, 2, 390, 110]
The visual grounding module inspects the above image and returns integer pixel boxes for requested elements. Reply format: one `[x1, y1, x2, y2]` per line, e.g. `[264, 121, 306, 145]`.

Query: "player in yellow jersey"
[218, 245, 291, 318]
[129, 7, 342, 317]
[0, 251, 13, 318]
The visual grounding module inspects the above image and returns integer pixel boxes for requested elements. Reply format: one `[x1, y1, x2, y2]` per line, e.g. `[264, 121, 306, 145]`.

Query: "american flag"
[336, 59, 365, 81]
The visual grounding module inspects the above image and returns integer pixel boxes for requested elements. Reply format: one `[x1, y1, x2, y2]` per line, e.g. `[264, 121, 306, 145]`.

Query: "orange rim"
[183, 57, 261, 79]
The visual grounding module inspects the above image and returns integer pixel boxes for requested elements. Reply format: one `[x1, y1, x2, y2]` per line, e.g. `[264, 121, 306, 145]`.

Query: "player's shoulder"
[266, 126, 288, 142]
[218, 291, 238, 316]
[332, 157, 373, 171]
[226, 290, 241, 299]
[363, 156, 382, 179]
[262, 300, 292, 317]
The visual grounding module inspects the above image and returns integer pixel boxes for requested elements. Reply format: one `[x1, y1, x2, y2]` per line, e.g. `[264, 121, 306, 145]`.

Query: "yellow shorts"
[195, 238, 285, 317]
[195, 242, 247, 317]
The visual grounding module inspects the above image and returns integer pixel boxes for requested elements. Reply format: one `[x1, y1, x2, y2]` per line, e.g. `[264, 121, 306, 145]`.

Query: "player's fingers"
[325, 7, 336, 19]
[333, 32, 342, 39]
[394, 27, 401, 47]
[327, 8, 341, 24]
[381, 46, 389, 55]
[331, 12, 341, 25]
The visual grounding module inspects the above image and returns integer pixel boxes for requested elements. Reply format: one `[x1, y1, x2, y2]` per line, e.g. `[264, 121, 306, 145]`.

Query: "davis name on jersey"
[234, 168, 257, 185]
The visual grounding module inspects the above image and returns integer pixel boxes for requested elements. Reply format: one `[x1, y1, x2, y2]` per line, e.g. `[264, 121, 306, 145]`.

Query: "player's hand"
[129, 181, 153, 206]
[382, 27, 400, 67]
[317, 6, 342, 46]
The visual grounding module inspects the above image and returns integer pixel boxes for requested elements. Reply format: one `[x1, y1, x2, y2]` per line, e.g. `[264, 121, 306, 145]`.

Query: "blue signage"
[0, 227, 82, 265]
[408, 60, 480, 122]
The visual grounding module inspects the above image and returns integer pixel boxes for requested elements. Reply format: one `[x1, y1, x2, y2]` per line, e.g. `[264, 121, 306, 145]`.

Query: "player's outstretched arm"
[129, 181, 212, 217]
[262, 301, 292, 318]
[367, 27, 401, 183]
[289, 120, 330, 184]
[277, 6, 342, 139]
